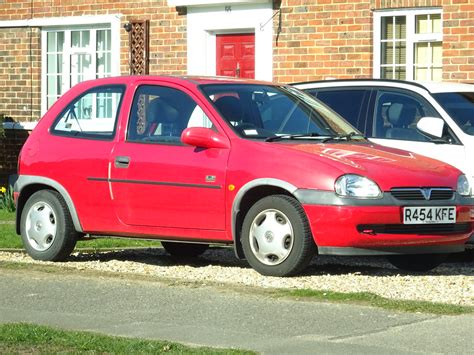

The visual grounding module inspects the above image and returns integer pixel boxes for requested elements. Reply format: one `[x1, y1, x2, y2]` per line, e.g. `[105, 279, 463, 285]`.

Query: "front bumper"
[295, 189, 474, 255]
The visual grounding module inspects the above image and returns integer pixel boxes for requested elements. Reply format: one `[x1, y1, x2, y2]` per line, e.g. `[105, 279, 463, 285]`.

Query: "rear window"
[52, 85, 125, 140]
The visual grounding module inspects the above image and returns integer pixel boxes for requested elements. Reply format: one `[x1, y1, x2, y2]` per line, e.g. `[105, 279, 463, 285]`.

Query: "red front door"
[216, 33, 255, 79]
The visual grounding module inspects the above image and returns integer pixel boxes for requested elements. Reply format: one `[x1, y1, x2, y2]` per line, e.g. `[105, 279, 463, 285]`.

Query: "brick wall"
[441, 0, 474, 81]
[0, 27, 41, 123]
[273, 0, 474, 83]
[273, 0, 373, 83]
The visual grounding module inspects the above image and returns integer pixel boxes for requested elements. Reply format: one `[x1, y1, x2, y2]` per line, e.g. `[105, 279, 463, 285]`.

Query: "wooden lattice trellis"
[128, 20, 149, 75]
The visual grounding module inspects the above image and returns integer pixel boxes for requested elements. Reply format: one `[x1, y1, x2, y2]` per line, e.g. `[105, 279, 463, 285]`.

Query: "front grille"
[357, 223, 471, 235]
[391, 188, 454, 201]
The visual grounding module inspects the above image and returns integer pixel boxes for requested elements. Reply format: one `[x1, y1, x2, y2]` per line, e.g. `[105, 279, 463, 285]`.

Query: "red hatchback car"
[14, 76, 474, 276]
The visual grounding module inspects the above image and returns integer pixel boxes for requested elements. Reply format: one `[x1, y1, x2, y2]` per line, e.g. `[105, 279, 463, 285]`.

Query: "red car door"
[109, 81, 229, 230]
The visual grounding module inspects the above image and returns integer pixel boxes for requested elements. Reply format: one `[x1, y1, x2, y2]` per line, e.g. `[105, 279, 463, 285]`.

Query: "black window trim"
[50, 84, 126, 141]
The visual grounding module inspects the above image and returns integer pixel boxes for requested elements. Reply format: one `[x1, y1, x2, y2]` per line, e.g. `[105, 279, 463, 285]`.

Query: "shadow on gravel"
[67, 246, 474, 277]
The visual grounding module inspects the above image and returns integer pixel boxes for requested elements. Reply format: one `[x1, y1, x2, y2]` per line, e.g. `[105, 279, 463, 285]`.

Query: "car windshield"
[200, 84, 364, 141]
[433, 92, 474, 136]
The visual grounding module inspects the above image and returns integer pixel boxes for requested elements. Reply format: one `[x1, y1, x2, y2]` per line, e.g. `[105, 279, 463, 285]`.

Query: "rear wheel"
[241, 195, 316, 277]
[387, 253, 447, 272]
[20, 190, 79, 261]
[161, 242, 208, 258]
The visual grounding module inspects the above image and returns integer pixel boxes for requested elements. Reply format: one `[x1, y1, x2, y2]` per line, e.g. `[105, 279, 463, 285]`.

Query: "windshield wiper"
[321, 132, 366, 143]
[265, 133, 324, 142]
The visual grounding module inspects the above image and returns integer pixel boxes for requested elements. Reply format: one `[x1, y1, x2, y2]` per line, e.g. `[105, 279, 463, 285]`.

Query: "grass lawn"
[0, 210, 162, 250]
[0, 323, 253, 354]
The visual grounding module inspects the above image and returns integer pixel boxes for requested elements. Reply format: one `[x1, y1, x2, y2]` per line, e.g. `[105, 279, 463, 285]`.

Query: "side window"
[372, 90, 439, 142]
[309, 89, 369, 129]
[52, 85, 124, 139]
[128, 85, 213, 144]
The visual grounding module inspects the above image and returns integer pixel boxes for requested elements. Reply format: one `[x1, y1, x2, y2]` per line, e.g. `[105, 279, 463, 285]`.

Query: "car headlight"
[457, 174, 471, 196]
[335, 174, 382, 199]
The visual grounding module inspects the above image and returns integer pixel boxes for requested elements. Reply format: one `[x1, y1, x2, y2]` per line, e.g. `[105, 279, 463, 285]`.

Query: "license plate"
[403, 206, 456, 224]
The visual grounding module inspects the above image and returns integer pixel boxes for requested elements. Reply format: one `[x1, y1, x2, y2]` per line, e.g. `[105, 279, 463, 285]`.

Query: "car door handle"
[114, 156, 130, 168]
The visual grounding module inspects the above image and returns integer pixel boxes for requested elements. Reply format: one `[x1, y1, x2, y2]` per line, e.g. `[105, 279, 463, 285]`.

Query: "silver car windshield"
[433, 92, 474, 136]
[200, 84, 363, 141]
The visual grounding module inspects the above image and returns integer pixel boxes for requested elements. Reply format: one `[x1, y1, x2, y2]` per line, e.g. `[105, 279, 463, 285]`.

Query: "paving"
[0, 269, 472, 354]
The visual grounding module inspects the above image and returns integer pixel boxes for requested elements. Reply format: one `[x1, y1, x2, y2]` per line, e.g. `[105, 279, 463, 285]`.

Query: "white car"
[295, 80, 474, 196]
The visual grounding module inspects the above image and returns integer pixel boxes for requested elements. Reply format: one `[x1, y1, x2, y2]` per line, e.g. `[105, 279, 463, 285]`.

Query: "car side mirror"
[181, 127, 229, 149]
[416, 116, 445, 139]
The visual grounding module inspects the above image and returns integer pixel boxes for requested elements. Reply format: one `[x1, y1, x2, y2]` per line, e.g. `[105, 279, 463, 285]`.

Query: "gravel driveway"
[0, 248, 472, 306]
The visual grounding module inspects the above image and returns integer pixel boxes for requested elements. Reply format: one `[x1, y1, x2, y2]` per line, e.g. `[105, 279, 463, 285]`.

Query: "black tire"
[161, 241, 208, 258]
[387, 253, 447, 272]
[241, 195, 316, 277]
[20, 190, 79, 261]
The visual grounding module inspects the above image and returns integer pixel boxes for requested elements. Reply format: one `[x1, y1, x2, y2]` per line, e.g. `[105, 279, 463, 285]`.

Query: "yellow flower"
[0, 187, 6, 194]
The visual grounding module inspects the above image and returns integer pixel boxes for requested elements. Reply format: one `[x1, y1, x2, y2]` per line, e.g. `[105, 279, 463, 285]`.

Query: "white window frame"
[40, 15, 121, 115]
[373, 8, 442, 80]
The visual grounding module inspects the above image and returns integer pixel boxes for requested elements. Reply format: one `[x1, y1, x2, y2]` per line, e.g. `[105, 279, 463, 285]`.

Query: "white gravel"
[0, 248, 472, 306]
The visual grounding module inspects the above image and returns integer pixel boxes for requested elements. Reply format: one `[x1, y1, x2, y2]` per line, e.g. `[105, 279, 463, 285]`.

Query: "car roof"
[77, 75, 276, 87]
[293, 79, 474, 94]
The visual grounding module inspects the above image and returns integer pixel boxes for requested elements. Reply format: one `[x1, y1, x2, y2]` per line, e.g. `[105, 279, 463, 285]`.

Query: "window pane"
[432, 68, 442, 81]
[432, 42, 442, 66]
[70, 53, 92, 85]
[395, 16, 406, 39]
[381, 42, 392, 65]
[47, 75, 58, 96]
[47, 54, 57, 73]
[96, 30, 110, 51]
[395, 67, 406, 80]
[47, 96, 57, 108]
[381, 67, 393, 79]
[394, 42, 406, 64]
[82, 31, 90, 48]
[416, 14, 441, 34]
[415, 43, 429, 66]
[97, 52, 106, 76]
[414, 42, 442, 81]
[416, 15, 429, 33]
[57, 32, 64, 52]
[381, 17, 405, 40]
[381, 17, 392, 40]
[432, 14, 441, 33]
[47, 32, 56, 52]
[71, 31, 81, 48]
[53, 86, 124, 138]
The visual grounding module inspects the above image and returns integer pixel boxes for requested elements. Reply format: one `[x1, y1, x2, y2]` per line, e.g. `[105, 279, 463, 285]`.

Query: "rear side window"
[307, 89, 368, 129]
[52, 85, 124, 140]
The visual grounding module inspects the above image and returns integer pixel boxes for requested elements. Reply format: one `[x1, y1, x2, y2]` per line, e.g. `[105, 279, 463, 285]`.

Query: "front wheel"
[241, 195, 316, 277]
[20, 190, 79, 261]
[387, 254, 447, 272]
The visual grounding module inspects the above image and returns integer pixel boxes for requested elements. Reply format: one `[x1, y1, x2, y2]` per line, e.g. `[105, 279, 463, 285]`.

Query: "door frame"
[186, 3, 273, 80]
